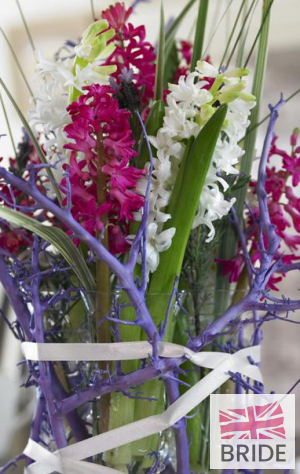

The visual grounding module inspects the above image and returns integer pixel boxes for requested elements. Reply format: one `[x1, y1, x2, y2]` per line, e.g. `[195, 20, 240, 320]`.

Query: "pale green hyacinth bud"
[69, 19, 117, 102]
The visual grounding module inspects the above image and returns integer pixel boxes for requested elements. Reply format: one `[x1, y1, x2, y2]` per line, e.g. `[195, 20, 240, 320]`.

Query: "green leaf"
[154, 3, 165, 101]
[164, 40, 179, 88]
[0, 206, 95, 306]
[0, 77, 63, 205]
[191, 0, 209, 71]
[149, 104, 228, 313]
[132, 108, 227, 443]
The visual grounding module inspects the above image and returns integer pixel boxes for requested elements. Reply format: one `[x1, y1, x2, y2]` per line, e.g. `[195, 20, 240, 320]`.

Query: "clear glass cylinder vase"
[49, 287, 242, 473]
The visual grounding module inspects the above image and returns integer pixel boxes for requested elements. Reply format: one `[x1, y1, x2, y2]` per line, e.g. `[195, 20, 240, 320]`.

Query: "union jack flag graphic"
[219, 402, 286, 440]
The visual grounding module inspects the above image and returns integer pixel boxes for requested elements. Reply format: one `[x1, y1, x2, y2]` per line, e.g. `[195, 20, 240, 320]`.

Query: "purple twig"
[0, 167, 158, 341]
[191, 97, 287, 350]
[230, 206, 255, 284]
[0, 453, 28, 474]
[164, 378, 190, 473]
[31, 237, 67, 448]
[127, 108, 154, 294]
[0, 254, 32, 340]
[60, 356, 184, 415]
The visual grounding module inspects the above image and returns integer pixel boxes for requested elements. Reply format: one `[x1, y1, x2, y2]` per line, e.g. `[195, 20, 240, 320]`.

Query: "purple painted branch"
[0, 250, 84, 444]
[252, 299, 300, 313]
[230, 206, 255, 284]
[277, 261, 300, 273]
[134, 110, 154, 293]
[60, 356, 184, 415]
[30, 390, 45, 443]
[262, 312, 300, 325]
[191, 97, 285, 350]
[127, 109, 154, 294]
[256, 98, 284, 264]
[0, 168, 158, 341]
[0, 453, 28, 474]
[31, 237, 67, 448]
[50, 366, 89, 442]
[164, 378, 190, 474]
[230, 203, 263, 348]
[191, 295, 255, 349]
[0, 254, 32, 341]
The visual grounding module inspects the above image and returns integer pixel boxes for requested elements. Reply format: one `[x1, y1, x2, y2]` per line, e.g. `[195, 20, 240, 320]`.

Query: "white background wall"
[0, 0, 300, 470]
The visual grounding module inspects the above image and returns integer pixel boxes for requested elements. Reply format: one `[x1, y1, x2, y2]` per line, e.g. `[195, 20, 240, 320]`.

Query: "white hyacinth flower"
[141, 64, 255, 271]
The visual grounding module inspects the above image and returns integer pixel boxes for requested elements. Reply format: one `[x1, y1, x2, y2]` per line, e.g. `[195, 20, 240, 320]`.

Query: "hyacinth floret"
[62, 83, 145, 254]
[101, 2, 156, 105]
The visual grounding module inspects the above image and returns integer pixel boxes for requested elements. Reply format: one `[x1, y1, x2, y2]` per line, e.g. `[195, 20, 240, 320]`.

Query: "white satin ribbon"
[23, 345, 262, 474]
[21, 341, 262, 382]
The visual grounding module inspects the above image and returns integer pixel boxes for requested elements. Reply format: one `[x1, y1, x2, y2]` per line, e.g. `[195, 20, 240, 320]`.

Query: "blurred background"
[0, 0, 299, 471]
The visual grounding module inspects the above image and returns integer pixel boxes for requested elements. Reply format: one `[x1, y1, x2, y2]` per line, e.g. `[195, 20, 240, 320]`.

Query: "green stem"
[95, 133, 111, 437]
[242, 86, 300, 140]
[104, 298, 140, 467]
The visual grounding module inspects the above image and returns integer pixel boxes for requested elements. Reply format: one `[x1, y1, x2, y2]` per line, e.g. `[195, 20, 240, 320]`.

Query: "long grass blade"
[243, 0, 274, 67]
[236, 0, 251, 67]
[225, 0, 258, 68]
[90, 0, 96, 20]
[243, 86, 300, 139]
[214, 0, 273, 317]
[219, 0, 247, 68]
[203, 0, 234, 58]
[0, 206, 96, 302]
[165, 0, 197, 47]
[154, 3, 165, 101]
[15, 0, 36, 54]
[0, 26, 34, 97]
[0, 92, 17, 156]
[0, 77, 62, 205]
[236, 0, 272, 205]
[164, 0, 197, 66]
[191, 0, 209, 71]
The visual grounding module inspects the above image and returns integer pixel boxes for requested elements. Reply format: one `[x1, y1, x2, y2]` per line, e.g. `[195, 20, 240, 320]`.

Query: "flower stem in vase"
[95, 132, 111, 439]
[104, 297, 141, 468]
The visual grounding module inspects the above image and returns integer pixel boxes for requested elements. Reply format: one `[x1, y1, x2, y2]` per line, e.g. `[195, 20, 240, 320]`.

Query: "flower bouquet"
[0, 1, 299, 473]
